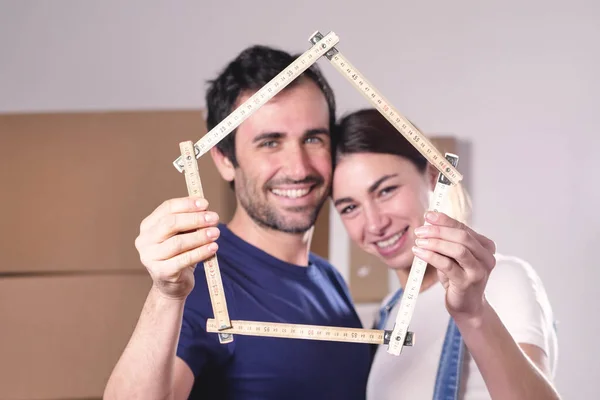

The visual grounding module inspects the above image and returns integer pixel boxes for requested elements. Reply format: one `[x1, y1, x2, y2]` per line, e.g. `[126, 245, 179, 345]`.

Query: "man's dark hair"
[205, 45, 336, 168]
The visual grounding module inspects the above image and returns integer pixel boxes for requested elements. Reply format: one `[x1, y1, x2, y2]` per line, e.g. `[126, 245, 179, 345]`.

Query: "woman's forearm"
[454, 300, 560, 400]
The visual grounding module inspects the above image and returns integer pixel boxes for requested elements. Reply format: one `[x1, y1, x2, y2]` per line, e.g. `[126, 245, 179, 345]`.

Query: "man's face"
[231, 78, 332, 234]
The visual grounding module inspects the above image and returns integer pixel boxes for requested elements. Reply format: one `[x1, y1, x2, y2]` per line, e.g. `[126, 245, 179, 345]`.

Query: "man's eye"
[305, 136, 323, 144]
[260, 140, 278, 148]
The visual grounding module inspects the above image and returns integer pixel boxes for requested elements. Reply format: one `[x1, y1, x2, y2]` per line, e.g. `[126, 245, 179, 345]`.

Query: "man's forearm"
[455, 300, 560, 400]
[104, 285, 186, 400]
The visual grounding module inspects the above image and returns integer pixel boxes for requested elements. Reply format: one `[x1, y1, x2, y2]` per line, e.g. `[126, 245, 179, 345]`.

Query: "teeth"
[376, 233, 403, 248]
[271, 188, 310, 198]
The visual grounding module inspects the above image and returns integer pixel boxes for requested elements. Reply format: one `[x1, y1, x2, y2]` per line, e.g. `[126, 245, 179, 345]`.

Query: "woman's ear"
[426, 163, 438, 190]
[210, 146, 235, 184]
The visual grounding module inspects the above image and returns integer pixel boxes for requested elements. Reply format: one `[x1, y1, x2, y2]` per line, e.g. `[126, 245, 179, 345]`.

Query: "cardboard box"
[0, 274, 152, 399]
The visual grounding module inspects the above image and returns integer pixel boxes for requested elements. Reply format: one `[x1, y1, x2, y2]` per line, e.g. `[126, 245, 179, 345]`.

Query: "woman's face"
[332, 152, 436, 270]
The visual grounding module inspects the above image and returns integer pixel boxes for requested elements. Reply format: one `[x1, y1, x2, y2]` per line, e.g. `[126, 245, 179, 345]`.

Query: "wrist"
[150, 283, 189, 305]
[452, 296, 490, 330]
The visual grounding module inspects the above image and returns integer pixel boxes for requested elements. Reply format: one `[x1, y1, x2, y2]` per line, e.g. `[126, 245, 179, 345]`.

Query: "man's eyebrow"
[368, 174, 398, 193]
[252, 129, 329, 144]
[304, 128, 330, 136]
[252, 132, 285, 143]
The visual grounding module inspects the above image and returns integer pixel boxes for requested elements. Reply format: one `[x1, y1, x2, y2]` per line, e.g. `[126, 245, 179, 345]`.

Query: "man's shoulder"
[308, 252, 352, 294]
[309, 252, 340, 275]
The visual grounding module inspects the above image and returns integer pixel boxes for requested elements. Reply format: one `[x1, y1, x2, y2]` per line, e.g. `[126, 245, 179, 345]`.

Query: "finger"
[416, 223, 495, 271]
[425, 211, 496, 254]
[140, 197, 210, 232]
[144, 211, 220, 244]
[412, 246, 465, 283]
[160, 241, 220, 273]
[416, 225, 493, 265]
[414, 237, 489, 280]
[146, 226, 220, 261]
[415, 237, 475, 265]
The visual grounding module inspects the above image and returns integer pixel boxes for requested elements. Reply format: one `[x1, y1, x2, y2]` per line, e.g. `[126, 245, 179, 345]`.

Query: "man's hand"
[412, 211, 497, 322]
[135, 197, 220, 300]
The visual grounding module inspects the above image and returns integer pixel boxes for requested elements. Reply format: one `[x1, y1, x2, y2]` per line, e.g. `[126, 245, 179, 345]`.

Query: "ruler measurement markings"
[179, 141, 233, 344]
[207, 319, 415, 346]
[387, 153, 459, 355]
[308, 31, 462, 185]
[173, 32, 340, 172]
[329, 54, 461, 185]
[171, 31, 468, 354]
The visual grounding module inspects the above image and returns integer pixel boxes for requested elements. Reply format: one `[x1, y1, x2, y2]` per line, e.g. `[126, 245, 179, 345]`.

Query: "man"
[103, 45, 371, 400]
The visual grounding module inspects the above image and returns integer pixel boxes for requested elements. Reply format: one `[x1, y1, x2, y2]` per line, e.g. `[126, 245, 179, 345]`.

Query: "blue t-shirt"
[177, 223, 371, 399]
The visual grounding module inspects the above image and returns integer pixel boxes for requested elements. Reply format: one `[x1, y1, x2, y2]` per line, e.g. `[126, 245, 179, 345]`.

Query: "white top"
[367, 254, 558, 400]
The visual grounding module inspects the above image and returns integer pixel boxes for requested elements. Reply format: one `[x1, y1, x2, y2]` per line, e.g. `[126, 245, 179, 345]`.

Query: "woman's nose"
[364, 204, 390, 235]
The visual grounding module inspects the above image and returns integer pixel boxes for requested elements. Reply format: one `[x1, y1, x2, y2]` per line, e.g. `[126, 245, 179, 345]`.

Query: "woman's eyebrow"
[367, 174, 398, 193]
[333, 174, 398, 207]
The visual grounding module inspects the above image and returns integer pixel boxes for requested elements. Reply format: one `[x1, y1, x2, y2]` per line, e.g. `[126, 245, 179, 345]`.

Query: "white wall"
[1, 0, 598, 397]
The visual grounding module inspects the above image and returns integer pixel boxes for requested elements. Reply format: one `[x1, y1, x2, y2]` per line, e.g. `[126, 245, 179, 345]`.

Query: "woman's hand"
[412, 211, 497, 322]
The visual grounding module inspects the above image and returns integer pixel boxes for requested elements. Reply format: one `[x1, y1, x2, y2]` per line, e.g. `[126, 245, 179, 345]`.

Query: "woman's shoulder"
[485, 252, 555, 332]
[489, 253, 542, 284]
[485, 253, 558, 375]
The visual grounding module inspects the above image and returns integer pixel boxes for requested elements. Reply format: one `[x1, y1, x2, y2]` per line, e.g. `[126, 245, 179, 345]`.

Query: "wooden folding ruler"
[175, 30, 463, 355]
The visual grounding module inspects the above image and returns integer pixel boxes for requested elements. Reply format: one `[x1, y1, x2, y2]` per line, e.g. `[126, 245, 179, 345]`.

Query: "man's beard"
[236, 173, 328, 234]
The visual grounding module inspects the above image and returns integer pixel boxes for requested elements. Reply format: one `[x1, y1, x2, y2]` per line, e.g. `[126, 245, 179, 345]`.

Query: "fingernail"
[412, 245, 424, 254]
[206, 227, 219, 238]
[425, 211, 438, 222]
[415, 238, 428, 246]
[208, 242, 218, 252]
[204, 212, 217, 222]
[195, 199, 207, 208]
[414, 226, 429, 237]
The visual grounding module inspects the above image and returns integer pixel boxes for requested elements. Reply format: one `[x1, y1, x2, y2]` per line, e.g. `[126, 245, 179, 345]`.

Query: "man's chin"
[275, 217, 316, 234]
[267, 213, 318, 234]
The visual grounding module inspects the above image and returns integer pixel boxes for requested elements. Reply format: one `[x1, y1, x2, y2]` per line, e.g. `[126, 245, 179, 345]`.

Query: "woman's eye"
[340, 204, 356, 215]
[380, 185, 398, 197]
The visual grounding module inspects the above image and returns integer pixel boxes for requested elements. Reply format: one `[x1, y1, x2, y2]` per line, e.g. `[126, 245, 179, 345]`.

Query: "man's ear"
[210, 146, 235, 184]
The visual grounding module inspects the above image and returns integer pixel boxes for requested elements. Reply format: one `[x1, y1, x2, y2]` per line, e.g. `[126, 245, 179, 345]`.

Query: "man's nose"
[284, 145, 312, 179]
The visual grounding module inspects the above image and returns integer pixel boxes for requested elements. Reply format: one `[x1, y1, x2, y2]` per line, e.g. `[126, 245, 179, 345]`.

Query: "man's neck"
[395, 263, 439, 293]
[226, 209, 313, 266]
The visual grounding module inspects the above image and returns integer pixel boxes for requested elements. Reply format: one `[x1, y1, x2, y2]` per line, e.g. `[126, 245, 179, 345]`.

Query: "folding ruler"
[175, 30, 463, 356]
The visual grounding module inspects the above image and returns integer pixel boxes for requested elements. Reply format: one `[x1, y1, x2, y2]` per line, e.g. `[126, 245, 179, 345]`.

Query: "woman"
[331, 109, 560, 400]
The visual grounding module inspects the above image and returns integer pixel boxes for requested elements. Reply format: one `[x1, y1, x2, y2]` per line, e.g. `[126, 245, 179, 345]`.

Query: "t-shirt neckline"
[217, 223, 320, 279]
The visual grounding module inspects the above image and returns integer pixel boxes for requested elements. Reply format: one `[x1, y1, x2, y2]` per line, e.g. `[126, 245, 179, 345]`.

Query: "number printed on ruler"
[170, 30, 467, 353]
[206, 319, 415, 346]
[172, 31, 341, 172]
[387, 153, 459, 355]
[318, 46, 463, 186]
[179, 141, 233, 343]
